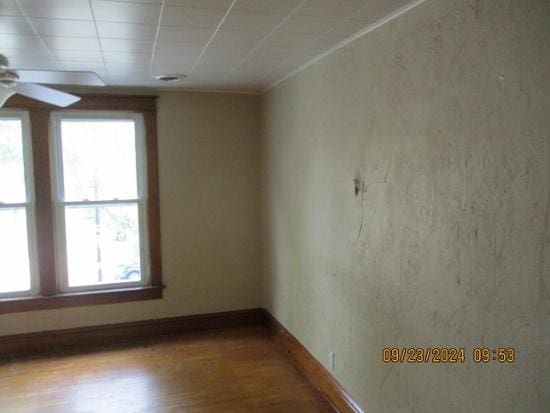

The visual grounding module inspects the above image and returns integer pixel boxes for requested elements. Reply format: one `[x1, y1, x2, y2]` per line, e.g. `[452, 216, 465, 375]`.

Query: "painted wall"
[0, 91, 262, 335]
[261, 0, 550, 411]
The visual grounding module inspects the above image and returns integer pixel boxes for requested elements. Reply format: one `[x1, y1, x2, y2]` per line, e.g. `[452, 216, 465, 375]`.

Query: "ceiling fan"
[0, 53, 105, 108]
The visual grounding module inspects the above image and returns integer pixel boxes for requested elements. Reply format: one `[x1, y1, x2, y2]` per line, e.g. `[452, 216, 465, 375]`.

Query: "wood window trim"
[1, 94, 163, 314]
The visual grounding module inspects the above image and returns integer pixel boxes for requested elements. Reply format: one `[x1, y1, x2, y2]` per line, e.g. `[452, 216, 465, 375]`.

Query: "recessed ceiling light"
[155, 74, 185, 82]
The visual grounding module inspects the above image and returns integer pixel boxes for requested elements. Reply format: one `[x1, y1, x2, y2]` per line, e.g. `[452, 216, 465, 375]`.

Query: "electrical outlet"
[329, 350, 335, 371]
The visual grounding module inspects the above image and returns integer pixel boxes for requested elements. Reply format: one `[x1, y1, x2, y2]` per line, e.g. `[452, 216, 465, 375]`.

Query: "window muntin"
[51, 112, 149, 292]
[0, 112, 37, 296]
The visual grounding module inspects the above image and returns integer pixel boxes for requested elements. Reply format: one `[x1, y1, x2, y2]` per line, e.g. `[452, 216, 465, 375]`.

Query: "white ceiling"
[0, 0, 413, 93]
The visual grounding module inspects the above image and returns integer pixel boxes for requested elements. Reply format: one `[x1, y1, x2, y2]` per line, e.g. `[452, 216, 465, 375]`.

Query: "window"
[51, 113, 149, 292]
[0, 111, 37, 297]
[0, 95, 162, 313]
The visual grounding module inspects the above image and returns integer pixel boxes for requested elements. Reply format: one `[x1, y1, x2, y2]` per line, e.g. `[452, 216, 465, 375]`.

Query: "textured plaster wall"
[0, 91, 262, 335]
[261, 0, 550, 411]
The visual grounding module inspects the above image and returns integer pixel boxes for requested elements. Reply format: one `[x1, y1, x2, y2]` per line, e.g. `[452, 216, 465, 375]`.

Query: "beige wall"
[261, 0, 550, 412]
[0, 91, 262, 335]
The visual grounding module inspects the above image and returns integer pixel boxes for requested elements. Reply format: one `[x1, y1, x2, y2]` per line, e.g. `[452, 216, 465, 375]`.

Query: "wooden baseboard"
[262, 310, 364, 413]
[0, 307, 362, 413]
[0, 308, 263, 357]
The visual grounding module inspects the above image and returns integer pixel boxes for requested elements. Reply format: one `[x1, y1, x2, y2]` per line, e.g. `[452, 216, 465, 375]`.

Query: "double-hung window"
[0, 111, 37, 297]
[0, 95, 162, 313]
[51, 113, 149, 292]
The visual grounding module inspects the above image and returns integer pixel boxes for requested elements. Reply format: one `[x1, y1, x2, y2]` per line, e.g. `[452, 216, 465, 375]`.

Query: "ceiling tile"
[263, 30, 318, 47]
[151, 62, 193, 74]
[221, 11, 286, 32]
[198, 53, 243, 68]
[18, 0, 93, 20]
[165, 0, 232, 8]
[108, 69, 149, 78]
[326, 18, 369, 36]
[300, 19, 368, 48]
[103, 51, 149, 64]
[232, 45, 321, 80]
[3, 48, 51, 60]
[0, 0, 20, 16]
[351, 0, 406, 22]
[234, 0, 303, 14]
[297, 0, 368, 19]
[187, 62, 228, 77]
[59, 61, 106, 72]
[161, 6, 226, 28]
[107, 72, 155, 86]
[0, 16, 33, 34]
[153, 53, 197, 66]
[0, 33, 43, 49]
[203, 43, 252, 58]
[250, 45, 298, 61]
[106, 76, 142, 85]
[7, 57, 61, 70]
[0, 0, 418, 93]
[109, 0, 161, 3]
[187, 78, 232, 89]
[213, 29, 267, 46]
[289, 46, 325, 61]
[225, 69, 266, 81]
[30, 18, 97, 37]
[259, 61, 300, 81]
[42, 36, 101, 51]
[230, 59, 275, 77]
[222, 83, 260, 93]
[51, 49, 104, 62]
[307, 33, 346, 49]
[119, 79, 170, 87]
[158, 26, 213, 42]
[91, 0, 161, 24]
[156, 41, 204, 55]
[96, 22, 156, 40]
[107, 63, 149, 77]
[100, 38, 154, 53]
[281, 14, 343, 34]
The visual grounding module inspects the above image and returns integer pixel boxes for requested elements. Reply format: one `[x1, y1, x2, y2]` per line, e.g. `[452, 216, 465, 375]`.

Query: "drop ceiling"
[0, 0, 414, 93]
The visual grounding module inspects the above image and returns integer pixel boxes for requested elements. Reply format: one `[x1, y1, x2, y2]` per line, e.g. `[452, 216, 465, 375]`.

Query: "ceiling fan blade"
[0, 88, 16, 107]
[15, 83, 81, 107]
[15, 70, 105, 86]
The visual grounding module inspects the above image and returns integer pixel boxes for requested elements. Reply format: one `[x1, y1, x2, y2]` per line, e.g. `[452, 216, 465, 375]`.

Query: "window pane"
[65, 204, 141, 287]
[0, 119, 26, 203]
[0, 208, 31, 293]
[60, 120, 138, 201]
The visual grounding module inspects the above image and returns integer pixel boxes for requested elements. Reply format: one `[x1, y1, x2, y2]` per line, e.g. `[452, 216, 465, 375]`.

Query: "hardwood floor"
[0, 326, 335, 413]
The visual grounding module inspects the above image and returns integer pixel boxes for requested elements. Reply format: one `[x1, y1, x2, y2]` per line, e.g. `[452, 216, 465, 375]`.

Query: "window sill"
[0, 286, 164, 314]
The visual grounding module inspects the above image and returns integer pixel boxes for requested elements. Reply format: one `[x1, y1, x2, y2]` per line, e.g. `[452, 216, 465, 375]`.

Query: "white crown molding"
[263, 0, 428, 94]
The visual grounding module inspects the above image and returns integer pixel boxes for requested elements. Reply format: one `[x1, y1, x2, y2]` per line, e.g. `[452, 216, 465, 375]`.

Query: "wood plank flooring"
[0, 326, 335, 413]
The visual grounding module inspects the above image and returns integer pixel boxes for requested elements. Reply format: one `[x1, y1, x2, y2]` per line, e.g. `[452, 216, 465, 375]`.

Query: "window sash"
[51, 111, 148, 203]
[0, 110, 39, 298]
[50, 112, 150, 293]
